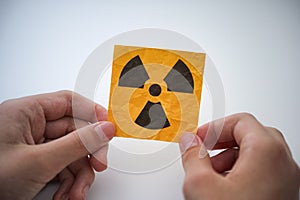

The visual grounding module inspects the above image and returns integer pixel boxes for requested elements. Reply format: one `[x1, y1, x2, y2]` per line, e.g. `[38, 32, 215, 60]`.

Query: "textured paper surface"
[107, 45, 205, 142]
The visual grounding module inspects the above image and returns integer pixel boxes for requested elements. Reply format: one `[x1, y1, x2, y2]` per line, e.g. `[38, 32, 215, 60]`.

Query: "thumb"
[180, 133, 218, 192]
[38, 121, 115, 172]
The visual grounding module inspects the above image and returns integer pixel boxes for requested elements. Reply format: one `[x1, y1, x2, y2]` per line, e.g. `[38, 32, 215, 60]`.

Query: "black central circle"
[149, 84, 161, 96]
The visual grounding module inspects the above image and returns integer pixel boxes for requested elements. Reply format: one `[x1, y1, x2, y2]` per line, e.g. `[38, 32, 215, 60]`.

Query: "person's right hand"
[180, 113, 300, 200]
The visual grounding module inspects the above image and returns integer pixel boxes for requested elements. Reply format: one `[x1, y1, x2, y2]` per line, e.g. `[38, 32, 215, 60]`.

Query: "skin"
[180, 113, 300, 200]
[0, 91, 299, 199]
[0, 90, 115, 200]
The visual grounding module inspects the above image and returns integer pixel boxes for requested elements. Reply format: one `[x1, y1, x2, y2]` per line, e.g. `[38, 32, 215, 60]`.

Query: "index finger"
[197, 113, 266, 149]
[33, 90, 107, 122]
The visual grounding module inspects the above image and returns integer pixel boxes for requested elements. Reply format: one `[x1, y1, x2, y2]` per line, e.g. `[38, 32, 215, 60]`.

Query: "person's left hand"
[0, 90, 116, 200]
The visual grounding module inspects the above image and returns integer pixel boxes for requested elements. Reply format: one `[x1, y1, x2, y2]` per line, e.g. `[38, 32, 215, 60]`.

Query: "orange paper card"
[108, 45, 205, 142]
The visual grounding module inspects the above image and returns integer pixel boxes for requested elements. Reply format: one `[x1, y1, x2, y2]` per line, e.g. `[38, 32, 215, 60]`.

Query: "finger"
[180, 133, 220, 190]
[211, 148, 239, 173]
[68, 157, 95, 200]
[36, 121, 115, 174]
[265, 126, 287, 143]
[53, 168, 75, 200]
[45, 117, 89, 139]
[197, 113, 266, 150]
[90, 144, 109, 172]
[265, 126, 294, 158]
[33, 90, 107, 122]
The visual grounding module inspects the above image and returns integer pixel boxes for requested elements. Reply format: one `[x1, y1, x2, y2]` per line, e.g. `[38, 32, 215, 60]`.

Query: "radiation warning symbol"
[108, 45, 205, 142]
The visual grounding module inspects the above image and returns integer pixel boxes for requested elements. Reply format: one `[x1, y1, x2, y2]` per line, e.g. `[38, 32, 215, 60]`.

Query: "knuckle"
[274, 129, 285, 140]
[5, 98, 42, 120]
[56, 90, 74, 101]
[270, 138, 287, 156]
[236, 112, 257, 121]
[268, 127, 281, 134]
[245, 133, 287, 157]
[267, 127, 285, 139]
[56, 90, 73, 111]
[58, 89, 72, 96]
[258, 131, 287, 156]
[234, 113, 263, 134]
[243, 134, 266, 152]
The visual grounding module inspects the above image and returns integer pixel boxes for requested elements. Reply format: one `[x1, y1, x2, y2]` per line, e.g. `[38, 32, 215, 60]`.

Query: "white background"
[0, 0, 299, 200]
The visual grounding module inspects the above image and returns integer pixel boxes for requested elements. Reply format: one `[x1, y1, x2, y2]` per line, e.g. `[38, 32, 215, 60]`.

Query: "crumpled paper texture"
[108, 45, 205, 142]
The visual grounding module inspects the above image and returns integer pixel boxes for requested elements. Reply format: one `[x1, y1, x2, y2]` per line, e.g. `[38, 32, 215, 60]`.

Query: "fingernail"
[94, 122, 115, 141]
[179, 132, 199, 153]
[83, 185, 89, 199]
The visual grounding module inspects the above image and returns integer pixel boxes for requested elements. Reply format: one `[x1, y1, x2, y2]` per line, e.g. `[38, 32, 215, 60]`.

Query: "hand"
[0, 90, 116, 200]
[180, 113, 300, 200]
